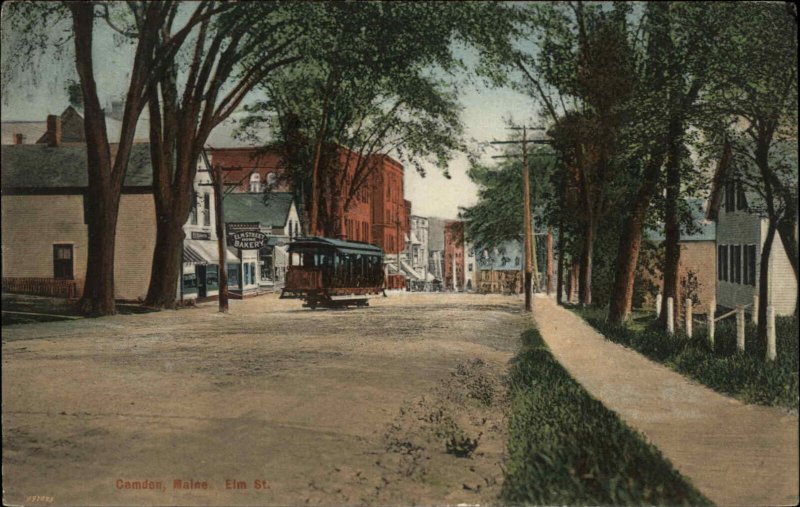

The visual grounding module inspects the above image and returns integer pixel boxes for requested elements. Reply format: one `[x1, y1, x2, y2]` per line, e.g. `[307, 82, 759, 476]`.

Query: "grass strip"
[501, 328, 710, 506]
[577, 307, 799, 410]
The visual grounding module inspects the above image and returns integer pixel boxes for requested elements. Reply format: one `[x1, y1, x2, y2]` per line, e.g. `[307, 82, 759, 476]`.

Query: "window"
[732, 245, 742, 284]
[725, 181, 736, 211]
[745, 244, 757, 286]
[182, 272, 198, 293]
[53, 244, 74, 280]
[725, 181, 748, 212]
[206, 265, 219, 290]
[250, 173, 261, 193]
[718, 245, 728, 282]
[267, 172, 277, 187]
[190, 193, 198, 225]
[736, 185, 748, 211]
[203, 193, 210, 226]
[227, 263, 240, 288]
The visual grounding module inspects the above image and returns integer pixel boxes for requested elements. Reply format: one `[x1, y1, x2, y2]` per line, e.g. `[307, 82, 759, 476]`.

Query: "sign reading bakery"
[230, 230, 268, 249]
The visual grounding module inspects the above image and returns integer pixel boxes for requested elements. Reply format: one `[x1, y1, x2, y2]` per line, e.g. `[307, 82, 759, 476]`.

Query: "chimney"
[14, 133, 24, 145]
[46, 115, 61, 147]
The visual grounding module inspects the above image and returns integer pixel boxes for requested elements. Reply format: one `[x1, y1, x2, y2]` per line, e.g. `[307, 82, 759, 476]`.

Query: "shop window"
[227, 263, 240, 289]
[182, 272, 198, 294]
[206, 265, 219, 290]
[53, 244, 74, 280]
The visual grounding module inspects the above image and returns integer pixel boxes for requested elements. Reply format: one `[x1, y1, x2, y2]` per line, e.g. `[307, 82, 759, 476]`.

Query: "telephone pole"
[490, 126, 550, 313]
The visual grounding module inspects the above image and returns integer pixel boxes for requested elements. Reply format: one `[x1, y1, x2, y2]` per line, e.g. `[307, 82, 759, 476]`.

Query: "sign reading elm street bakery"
[230, 230, 269, 249]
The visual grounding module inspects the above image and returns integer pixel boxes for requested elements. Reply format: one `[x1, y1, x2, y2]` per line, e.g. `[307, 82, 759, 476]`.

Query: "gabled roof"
[1, 143, 153, 190]
[223, 192, 295, 228]
[646, 198, 716, 243]
[706, 138, 797, 220]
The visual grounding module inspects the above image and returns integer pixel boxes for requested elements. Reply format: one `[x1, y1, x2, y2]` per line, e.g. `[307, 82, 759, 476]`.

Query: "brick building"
[207, 147, 291, 193]
[444, 220, 465, 291]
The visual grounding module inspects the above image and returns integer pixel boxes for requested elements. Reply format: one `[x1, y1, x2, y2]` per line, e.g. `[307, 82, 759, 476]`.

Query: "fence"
[656, 293, 777, 361]
[2, 277, 83, 299]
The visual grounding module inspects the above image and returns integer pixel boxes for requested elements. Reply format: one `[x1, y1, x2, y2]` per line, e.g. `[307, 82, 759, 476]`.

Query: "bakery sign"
[229, 230, 268, 249]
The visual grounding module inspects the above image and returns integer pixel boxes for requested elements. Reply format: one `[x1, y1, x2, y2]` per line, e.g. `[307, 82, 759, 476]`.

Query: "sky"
[1, 10, 541, 220]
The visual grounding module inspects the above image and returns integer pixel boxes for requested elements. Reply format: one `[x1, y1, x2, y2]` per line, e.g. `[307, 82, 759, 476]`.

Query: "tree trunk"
[556, 225, 565, 305]
[80, 199, 119, 316]
[71, 4, 119, 316]
[144, 217, 185, 308]
[578, 215, 596, 306]
[757, 218, 778, 343]
[608, 155, 664, 323]
[659, 133, 682, 330]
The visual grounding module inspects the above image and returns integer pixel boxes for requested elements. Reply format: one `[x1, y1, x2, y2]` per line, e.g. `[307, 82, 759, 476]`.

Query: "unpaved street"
[2, 293, 528, 506]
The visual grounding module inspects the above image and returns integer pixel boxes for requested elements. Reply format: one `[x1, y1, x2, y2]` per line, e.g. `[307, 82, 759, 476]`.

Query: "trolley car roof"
[288, 237, 383, 256]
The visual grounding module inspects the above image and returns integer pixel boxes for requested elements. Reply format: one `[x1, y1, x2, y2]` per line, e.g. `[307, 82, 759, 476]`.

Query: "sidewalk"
[532, 295, 798, 507]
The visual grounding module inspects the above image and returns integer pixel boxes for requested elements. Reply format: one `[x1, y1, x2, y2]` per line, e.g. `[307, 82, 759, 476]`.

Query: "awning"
[183, 244, 208, 265]
[400, 260, 422, 281]
[183, 239, 240, 265]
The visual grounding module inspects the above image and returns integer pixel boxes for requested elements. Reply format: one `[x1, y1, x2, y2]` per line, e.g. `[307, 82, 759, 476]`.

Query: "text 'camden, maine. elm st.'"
[114, 479, 270, 491]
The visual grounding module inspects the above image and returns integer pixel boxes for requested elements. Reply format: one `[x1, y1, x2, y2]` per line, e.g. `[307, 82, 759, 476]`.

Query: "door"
[196, 264, 207, 298]
[53, 244, 74, 279]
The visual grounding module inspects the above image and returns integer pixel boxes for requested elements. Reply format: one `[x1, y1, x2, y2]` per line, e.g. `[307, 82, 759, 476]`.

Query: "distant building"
[476, 241, 524, 294]
[464, 242, 477, 292]
[444, 221, 464, 291]
[427, 217, 446, 287]
[403, 215, 434, 290]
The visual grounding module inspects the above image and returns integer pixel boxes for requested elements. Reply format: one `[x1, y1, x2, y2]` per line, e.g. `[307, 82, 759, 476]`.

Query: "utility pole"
[490, 126, 551, 313]
[521, 127, 533, 311]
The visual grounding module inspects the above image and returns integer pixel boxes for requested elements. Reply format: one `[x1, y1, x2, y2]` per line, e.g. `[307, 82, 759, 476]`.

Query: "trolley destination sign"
[229, 230, 269, 249]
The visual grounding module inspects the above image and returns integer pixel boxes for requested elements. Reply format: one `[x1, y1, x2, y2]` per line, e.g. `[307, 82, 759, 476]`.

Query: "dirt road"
[2, 293, 528, 506]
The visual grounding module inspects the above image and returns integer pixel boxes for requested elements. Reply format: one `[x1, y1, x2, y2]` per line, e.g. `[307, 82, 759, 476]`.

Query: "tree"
[608, 3, 721, 324]
[459, 148, 554, 251]
[511, 2, 636, 306]
[702, 2, 797, 337]
[138, 2, 310, 309]
[3, 2, 232, 315]
[243, 2, 516, 240]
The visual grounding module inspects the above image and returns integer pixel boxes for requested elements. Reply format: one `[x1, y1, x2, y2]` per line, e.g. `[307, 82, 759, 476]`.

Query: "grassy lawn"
[501, 328, 709, 506]
[574, 306, 799, 411]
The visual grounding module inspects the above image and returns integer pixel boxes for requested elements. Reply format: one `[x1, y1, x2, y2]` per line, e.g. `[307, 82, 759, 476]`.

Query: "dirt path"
[2, 293, 527, 506]
[532, 295, 799, 506]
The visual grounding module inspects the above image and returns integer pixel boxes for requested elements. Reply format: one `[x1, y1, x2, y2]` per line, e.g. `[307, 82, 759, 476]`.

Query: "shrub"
[502, 328, 709, 506]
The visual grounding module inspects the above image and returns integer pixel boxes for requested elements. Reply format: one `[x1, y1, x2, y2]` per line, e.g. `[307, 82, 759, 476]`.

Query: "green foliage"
[459, 151, 555, 250]
[578, 308, 799, 410]
[502, 328, 710, 505]
[239, 2, 521, 234]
